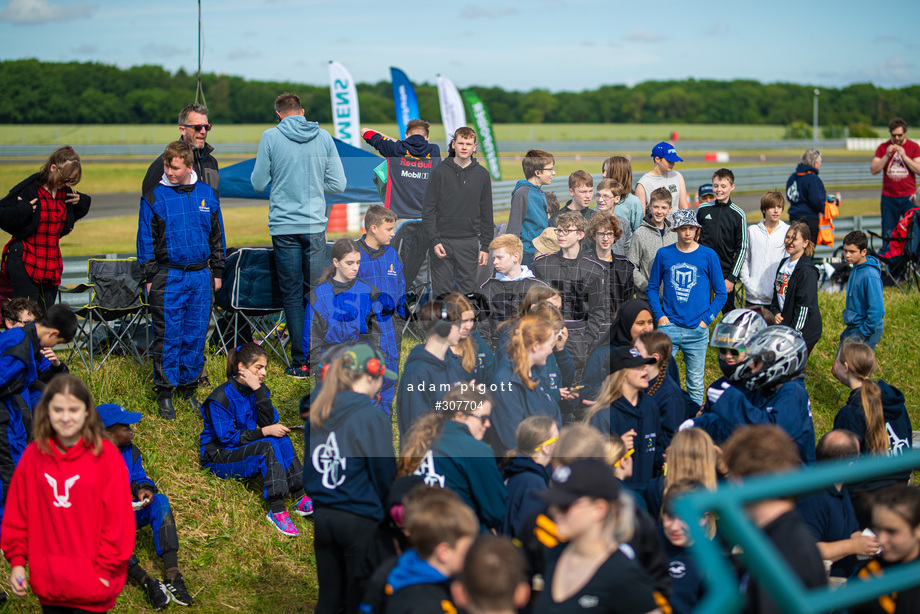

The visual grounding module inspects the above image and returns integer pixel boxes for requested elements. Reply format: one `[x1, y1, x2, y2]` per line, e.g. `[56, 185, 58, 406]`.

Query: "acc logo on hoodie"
[44, 473, 80, 508]
[312, 432, 347, 490]
[413, 450, 445, 487]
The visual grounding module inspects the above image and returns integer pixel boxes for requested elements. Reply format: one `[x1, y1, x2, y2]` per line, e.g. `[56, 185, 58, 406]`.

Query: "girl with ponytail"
[635, 331, 694, 445]
[833, 341, 912, 527]
[501, 415, 558, 537]
[833, 342, 911, 457]
[303, 343, 397, 614]
[491, 316, 563, 456]
[771, 221, 823, 354]
[396, 386, 506, 531]
[443, 292, 497, 386]
[305, 238, 399, 413]
[200, 343, 311, 537]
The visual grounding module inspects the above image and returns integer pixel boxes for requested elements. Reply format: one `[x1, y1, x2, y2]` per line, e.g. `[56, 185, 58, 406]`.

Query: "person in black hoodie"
[0, 146, 91, 309]
[832, 341, 913, 526]
[785, 149, 827, 243]
[396, 300, 468, 440]
[363, 119, 441, 220]
[304, 344, 398, 614]
[423, 126, 494, 297]
[771, 222, 823, 354]
[501, 416, 558, 538]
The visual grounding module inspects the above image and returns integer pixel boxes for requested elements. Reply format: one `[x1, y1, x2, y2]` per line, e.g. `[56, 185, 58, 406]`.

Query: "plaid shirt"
[584, 247, 637, 317]
[21, 187, 66, 284]
[533, 252, 607, 343]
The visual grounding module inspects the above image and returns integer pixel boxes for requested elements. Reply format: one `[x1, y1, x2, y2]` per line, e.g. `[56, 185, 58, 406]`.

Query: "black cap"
[609, 345, 656, 373]
[535, 459, 621, 507]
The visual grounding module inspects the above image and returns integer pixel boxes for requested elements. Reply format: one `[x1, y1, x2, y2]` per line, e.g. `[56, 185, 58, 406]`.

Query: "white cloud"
[71, 43, 97, 54]
[0, 0, 96, 24]
[624, 29, 667, 43]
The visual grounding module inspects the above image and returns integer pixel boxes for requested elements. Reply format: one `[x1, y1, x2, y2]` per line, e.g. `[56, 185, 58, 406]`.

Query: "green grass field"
[0, 123, 890, 147]
[0, 289, 916, 612]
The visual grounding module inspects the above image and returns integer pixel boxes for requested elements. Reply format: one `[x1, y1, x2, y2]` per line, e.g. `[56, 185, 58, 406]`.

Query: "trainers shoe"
[267, 510, 299, 537]
[166, 572, 194, 606]
[294, 495, 314, 517]
[143, 576, 171, 610]
[186, 396, 201, 412]
[284, 364, 310, 378]
[156, 396, 176, 420]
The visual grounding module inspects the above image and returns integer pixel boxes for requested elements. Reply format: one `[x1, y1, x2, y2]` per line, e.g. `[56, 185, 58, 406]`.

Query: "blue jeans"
[839, 325, 884, 351]
[659, 322, 709, 406]
[880, 195, 914, 247]
[272, 233, 328, 366]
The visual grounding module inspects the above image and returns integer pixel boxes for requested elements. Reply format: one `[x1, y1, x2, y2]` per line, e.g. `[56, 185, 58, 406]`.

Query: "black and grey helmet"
[729, 326, 808, 392]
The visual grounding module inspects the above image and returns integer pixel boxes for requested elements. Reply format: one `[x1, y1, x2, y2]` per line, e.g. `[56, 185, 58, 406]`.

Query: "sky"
[0, 0, 917, 92]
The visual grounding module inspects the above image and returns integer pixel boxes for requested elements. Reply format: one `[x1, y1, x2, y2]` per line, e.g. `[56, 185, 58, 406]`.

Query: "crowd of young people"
[0, 129, 916, 614]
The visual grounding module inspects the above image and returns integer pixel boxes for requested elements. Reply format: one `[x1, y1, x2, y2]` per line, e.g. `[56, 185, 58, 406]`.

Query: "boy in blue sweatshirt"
[647, 208, 727, 405]
[99, 403, 194, 609]
[357, 205, 405, 414]
[840, 230, 885, 350]
[506, 149, 555, 265]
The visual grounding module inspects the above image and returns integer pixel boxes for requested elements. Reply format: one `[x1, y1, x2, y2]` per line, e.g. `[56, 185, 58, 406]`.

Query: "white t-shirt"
[775, 258, 799, 311]
[637, 171, 682, 214]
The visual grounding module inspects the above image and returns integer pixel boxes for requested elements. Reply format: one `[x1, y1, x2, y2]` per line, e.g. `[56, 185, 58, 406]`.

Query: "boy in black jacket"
[422, 126, 494, 297]
[697, 168, 748, 315]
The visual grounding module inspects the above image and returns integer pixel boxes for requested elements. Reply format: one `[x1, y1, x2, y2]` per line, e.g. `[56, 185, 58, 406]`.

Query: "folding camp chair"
[868, 212, 920, 294]
[210, 248, 291, 367]
[60, 258, 149, 371]
[392, 220, 431, 343]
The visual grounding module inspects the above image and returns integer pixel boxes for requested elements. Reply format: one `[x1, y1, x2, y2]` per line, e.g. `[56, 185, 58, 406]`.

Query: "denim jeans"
[659, 322, 710, 405]
[880, 195, 914, 248]
[839, 325, 884, 351]
[272, 232, 328, 366]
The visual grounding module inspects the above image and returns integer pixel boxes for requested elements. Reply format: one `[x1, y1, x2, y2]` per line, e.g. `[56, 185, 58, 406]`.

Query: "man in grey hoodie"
[251, 93, 346, 377]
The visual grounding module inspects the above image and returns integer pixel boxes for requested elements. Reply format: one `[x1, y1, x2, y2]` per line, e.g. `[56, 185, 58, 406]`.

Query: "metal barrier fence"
[674, 451, 920, 614]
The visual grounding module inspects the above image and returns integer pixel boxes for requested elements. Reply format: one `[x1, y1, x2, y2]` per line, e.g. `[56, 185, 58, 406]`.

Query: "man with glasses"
[870, 117, 920, 248]
[142, 103, 220, 198]
[533, 212, 606, 377]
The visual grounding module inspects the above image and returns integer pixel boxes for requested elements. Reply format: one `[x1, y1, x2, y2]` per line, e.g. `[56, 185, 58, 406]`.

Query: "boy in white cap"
[646, 208, 727, 406]
[635, 141, 689, 215]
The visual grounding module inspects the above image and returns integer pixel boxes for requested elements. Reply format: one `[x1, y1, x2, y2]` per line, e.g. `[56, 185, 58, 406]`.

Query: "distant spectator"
[628, 187, 676, 301]
[696, 183, 714, 207]
[423, 126, 493, 297]
[1, 146, 91, 310]
[786, 148, 827, 242]
[870, 118, 920, 248]
[602, 155, 645, 233]
[362, 118, 441, 219]
[507, 150, 555, 265]
[840, 230, 885, 350]
[635, 142, 689, 215]
[697, 168, 748, 315]
[251, 92, 346, 378]
[740, 191, 790, 308]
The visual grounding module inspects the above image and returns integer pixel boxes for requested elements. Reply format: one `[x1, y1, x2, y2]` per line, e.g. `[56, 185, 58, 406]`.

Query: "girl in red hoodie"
[2, 374, 135, 613]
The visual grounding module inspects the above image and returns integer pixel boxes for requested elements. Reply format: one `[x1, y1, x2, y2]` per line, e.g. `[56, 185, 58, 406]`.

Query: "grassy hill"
[1, 289, 917, 612]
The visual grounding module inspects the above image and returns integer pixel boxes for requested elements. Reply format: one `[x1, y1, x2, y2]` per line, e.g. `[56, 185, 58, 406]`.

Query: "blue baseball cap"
[97, 403, 143, 428]
[651, 142, 683, 162]
[698, 183, 714, 198]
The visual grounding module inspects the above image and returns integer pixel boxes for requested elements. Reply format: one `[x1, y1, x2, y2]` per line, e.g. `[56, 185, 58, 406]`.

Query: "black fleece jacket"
[421, 156, 493, 250]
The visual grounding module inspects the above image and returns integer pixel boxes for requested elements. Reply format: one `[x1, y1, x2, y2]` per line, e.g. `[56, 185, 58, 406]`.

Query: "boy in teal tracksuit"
[506, 149, 556, 265]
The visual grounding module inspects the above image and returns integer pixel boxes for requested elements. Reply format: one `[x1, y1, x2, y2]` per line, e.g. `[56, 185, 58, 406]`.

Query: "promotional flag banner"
[437, 74, 466, 148]
[390, 67, 420, 140]
[462, 89, 502, 179]
[328, 61, 361, 148]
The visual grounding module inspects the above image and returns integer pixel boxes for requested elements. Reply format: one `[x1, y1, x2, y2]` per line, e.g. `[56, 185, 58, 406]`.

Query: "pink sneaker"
[266, 511, 299, 537]
[295, 495, 314, 517]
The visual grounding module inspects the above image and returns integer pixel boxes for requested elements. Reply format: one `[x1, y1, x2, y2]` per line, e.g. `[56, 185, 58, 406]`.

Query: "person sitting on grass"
[199, 343, 312, 538]
[1, 297, 69, 405]
[99, 403, 194, 609]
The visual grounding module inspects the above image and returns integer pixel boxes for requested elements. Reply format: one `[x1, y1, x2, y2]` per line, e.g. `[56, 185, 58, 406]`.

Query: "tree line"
[2, 59, 918, 134]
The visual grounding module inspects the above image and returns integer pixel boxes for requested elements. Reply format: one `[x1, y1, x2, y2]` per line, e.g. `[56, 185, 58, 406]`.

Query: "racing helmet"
[729, 326, 808, 392]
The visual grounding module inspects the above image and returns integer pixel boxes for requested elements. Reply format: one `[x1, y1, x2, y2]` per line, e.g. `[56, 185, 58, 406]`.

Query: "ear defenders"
[432, 300, 453, 337]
